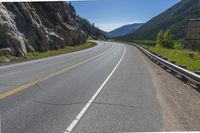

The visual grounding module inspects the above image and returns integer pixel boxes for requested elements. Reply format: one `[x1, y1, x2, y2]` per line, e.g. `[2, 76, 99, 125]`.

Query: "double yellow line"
[0, 45, 114, 100]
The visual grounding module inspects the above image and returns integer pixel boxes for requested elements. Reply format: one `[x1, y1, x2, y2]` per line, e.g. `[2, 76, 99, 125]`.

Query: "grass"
[141, 45, 200, 72]
[0, 55, 18, 62]
[0, 41, 96, 64]
[23, 41, 96, 60]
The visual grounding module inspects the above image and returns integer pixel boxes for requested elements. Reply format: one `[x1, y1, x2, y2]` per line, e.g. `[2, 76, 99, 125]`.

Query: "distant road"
[0, 41, 162, 133]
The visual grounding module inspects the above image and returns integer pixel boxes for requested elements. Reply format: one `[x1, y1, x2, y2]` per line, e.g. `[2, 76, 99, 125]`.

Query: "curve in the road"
[0, 44, 114, 100]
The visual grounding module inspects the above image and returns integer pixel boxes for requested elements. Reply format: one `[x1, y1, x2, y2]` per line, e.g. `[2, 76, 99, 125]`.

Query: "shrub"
[163, 30, 174, 48]
[173, 41, 182, 50]
[188, 52, 194, 59]
[156, 30, 165, 48]
[156, 30, 174, 48]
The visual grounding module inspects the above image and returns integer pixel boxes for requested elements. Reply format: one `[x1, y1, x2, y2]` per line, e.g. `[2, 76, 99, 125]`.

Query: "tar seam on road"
[0, 44, 114, 100]
[64, 45, 126, 133]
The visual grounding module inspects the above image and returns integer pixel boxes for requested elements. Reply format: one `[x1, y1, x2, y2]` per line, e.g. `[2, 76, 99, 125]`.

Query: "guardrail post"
[178, 65, 187, 70]
[170, 61, 176, 64]
[162, 57, 168, 60]
[195, 71, 200, 75]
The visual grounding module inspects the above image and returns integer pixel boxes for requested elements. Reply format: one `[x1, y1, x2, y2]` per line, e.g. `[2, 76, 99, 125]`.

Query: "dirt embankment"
[137, 48, 200, 131]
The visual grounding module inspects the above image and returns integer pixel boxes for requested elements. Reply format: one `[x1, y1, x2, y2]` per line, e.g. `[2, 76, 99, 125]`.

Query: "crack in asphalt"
[32, 100, 87, 107]
[93, 102, 137, 109]
[32, 99, 137, 110]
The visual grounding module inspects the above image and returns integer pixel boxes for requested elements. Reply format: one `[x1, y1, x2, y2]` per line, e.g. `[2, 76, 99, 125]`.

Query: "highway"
[0, 41, 162, 133]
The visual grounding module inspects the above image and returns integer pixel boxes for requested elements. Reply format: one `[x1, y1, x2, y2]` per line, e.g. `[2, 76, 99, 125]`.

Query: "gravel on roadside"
[137, 47, 200, 131]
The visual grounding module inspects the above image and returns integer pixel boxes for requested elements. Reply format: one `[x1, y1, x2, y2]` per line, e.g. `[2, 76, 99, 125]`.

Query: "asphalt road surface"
[0, 41, 162, 133]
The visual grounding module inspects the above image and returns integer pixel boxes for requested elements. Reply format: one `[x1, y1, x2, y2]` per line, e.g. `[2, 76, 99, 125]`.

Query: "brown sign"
[186, 19, 200, 40]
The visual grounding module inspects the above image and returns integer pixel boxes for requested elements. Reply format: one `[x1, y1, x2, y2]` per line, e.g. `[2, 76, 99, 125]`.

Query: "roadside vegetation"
[145, 46, 200, 71]
[23, 41, 96, 60]
[0, 41, 96, 65]
[134, 30, 200, 72]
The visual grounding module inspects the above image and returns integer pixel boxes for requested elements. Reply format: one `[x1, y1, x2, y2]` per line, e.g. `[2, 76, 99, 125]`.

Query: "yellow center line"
[0, 45, 114, 100]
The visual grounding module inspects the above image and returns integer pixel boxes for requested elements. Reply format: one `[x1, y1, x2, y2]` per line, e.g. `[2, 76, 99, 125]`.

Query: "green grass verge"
[0, 41, 96, 64]
[23, 41, 96, 60]
[141, 45, 200, 72]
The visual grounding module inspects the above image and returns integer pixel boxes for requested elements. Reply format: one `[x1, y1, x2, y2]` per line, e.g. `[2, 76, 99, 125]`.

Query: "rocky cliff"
[0, 2, 86, 56]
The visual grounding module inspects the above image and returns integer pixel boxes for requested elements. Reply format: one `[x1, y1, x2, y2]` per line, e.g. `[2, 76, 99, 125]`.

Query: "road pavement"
[0, 41, 162, 133]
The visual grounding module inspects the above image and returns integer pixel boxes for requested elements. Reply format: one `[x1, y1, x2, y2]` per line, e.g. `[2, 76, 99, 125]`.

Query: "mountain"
[118, 0, 200, 41]
[107, 23, 143, 37]
[0, 2, 106, 56]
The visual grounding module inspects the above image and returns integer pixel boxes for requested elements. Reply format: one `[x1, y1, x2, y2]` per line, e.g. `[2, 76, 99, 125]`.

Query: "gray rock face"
[0, 3, 28, 56]
[0, 2, 86, 56]
[0, 48, 13, 56]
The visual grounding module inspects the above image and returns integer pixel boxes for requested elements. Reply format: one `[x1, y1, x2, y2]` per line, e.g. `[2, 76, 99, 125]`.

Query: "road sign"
[186, 18, 200, 40]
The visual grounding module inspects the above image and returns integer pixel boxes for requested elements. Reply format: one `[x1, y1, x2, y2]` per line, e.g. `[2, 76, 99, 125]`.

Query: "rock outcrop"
[0, 2, 86, 56]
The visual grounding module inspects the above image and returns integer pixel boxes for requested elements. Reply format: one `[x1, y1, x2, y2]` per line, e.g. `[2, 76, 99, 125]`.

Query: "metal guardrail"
[126, 42, 200, 86]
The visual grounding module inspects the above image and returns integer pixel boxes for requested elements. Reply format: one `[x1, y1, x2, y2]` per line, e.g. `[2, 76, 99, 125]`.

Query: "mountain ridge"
[107, 23, 143, 37]
[117, 0, 200, 41]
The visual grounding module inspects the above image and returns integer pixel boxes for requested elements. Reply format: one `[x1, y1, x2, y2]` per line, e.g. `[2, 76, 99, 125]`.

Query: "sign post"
[186, 18, 200, 40]
[186, 0, 200, 40]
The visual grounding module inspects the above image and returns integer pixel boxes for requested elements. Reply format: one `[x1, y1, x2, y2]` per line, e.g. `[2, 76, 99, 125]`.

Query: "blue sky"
[71, 0, 180, 32]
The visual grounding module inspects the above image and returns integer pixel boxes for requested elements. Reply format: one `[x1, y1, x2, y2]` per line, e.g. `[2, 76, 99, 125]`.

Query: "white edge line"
[64, 45, 126, 133]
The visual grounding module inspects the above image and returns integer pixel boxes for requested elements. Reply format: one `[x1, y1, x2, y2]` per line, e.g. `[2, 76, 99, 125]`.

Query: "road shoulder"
[136, 44, 200, 131]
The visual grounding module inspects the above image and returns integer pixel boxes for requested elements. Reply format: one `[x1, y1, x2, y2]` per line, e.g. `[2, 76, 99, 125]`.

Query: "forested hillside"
[107, 23, 143, 37]
[68, 2, 107, 40]
[79, 17, 107, 40]
[118, 0, 200, 41]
